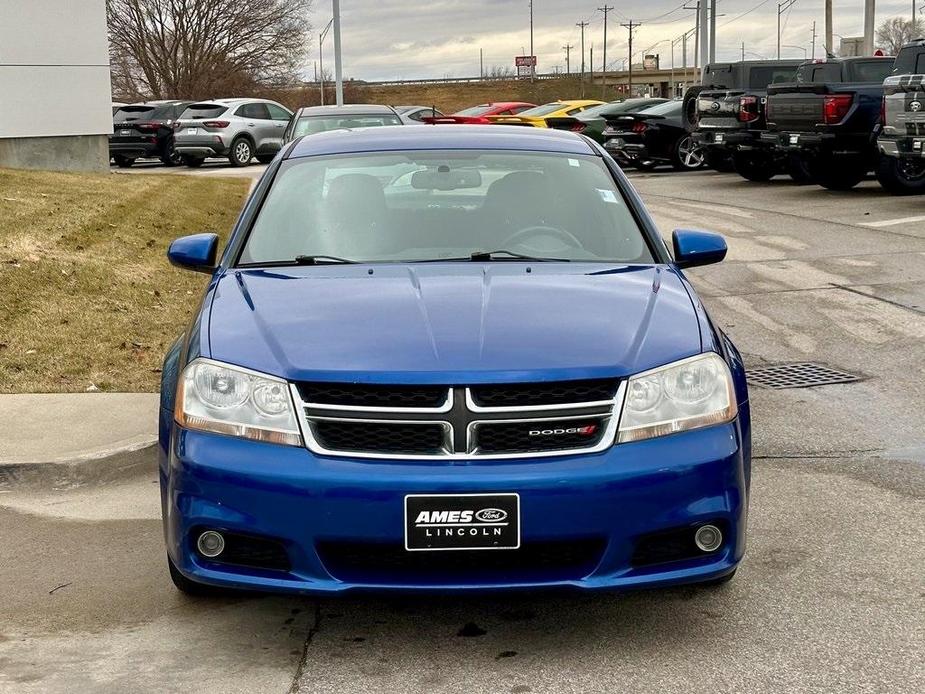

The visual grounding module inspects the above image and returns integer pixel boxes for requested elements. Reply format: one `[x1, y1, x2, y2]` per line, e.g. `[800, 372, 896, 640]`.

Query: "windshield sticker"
[567, 158, 580, 167]
[597, 189, 619, 204]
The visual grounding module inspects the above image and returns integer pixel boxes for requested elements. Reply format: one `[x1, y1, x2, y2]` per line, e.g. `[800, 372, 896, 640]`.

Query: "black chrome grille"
[300, 381, 621, 459]
[474, 418, 607, 454]
[470, 379, 618, 408]
[313, 420, 447, 455]
[299, 383, 448, 409]
[316, 539, 606, 584]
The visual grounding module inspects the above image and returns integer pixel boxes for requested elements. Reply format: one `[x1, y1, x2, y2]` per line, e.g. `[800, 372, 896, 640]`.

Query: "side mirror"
[672, 229, 727, 269]
[167, 233, 219, 274]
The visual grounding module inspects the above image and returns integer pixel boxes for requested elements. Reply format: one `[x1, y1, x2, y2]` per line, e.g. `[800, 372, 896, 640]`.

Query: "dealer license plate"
[789, 134, 800, 145]
[187, 127, 198, 135]
[120, 129, 130, 136]
[404, 493, 520, 551]
[714, 133, 724, 143]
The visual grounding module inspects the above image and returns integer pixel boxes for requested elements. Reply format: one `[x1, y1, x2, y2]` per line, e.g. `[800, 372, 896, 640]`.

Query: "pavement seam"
[830, 283, 925, 315]
[287, 600, 322, 694]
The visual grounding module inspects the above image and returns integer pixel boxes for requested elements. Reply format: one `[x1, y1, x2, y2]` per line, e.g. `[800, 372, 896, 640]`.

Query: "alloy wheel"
[235, 141, 252, 164]
[678, 137, 704, 169]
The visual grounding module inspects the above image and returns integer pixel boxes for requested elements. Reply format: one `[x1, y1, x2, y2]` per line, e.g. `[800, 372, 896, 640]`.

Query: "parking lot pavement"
[1, 171, 923, 694]
[112, 159, 268, 180]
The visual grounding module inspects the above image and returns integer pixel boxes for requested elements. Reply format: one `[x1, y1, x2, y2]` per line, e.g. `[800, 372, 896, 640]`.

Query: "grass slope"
[0, 169, 249, 393]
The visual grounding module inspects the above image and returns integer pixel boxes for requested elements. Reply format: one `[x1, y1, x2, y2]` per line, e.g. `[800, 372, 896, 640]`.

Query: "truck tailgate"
[767, 88, 827, 130]
[696, 90, 743, 129]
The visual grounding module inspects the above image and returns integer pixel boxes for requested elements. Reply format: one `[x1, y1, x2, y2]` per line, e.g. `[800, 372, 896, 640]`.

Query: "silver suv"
[173, 98, 293, 167]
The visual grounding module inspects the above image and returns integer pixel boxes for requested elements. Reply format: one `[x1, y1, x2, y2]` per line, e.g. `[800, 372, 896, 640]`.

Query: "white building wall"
[0, 0, 112, 169]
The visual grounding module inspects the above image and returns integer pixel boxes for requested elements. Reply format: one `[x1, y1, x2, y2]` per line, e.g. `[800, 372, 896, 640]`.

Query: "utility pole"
[811, 21, 817, 59]
[480, 48, 483, 78]
[825, 0, 833, 56]
[711, 2, 719, 63]
[621, 21, 640, 95]
[563, 43, 573, 74]
[741, 41, 745, 61]
[319, 18, 333, 106]
[777, 0, 797, 60]
[590, 44, 594, 88]
[599, 5, 613, 96]
[863, 0, 875, 55]
[577, 20, 589, 81]
[698, 0, 708, 67]
[332, 0, 344, 105]
[529, 0, 535, 82]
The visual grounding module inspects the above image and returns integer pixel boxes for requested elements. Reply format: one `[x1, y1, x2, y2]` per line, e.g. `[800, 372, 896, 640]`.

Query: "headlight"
[617, 353, 737, 443]
[174, 359, 302, 446]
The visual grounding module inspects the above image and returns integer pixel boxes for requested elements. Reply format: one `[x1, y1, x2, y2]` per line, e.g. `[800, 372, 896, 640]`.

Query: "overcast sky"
[308, 1, 919, 81]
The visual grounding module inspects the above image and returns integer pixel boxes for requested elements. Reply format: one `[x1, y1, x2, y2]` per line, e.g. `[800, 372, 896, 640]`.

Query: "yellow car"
[486, 100, 605, 127]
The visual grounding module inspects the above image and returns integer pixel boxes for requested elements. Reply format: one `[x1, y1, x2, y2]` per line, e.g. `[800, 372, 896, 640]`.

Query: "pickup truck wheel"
[681, 86, 706, 131]
[787, 156, 815, 185]
[732, 151, 775, 182]
[671, 135, 705, 170]
[876, 156, 925, 195]
[705, 150, 735, 172]
[113, 155, 135, 168]
[812, 159, 867, 191]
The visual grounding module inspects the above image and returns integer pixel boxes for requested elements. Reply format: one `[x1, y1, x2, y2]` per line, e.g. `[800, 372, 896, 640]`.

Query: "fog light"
[197, 530, 225, 558]
[694, 525, 722, 552]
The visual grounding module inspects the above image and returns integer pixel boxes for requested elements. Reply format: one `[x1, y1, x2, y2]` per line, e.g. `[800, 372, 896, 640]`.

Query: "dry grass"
[0, 169, 250, 393]
[274, 76, 597, 114]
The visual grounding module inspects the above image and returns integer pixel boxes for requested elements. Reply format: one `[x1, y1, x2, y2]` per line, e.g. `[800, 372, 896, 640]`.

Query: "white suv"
[173, 98, 293, 167]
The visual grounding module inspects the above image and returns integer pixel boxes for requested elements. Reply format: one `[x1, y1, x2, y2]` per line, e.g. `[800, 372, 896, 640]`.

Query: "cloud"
[311, 0, 917, 80]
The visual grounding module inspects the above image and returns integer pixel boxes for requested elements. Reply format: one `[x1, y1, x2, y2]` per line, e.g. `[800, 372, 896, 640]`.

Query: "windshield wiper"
[292, 255, 359, 265]
[468, 250, 570, 262]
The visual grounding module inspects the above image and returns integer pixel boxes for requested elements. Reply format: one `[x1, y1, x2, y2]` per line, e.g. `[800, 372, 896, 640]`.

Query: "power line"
[719, 0, 773, 29]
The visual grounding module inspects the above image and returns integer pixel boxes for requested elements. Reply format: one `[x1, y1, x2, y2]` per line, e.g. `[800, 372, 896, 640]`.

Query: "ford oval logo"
[911, 101, 922, 112]
[475, 508, 508, 522]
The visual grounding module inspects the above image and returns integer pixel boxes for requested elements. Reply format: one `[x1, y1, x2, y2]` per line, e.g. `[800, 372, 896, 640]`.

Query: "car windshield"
[292, 115, 402, 137]
[634, 100, 681, 116]
[454, 105, 492, 116]
[238, 150, 654, 265]
[516, 103, 569, 117]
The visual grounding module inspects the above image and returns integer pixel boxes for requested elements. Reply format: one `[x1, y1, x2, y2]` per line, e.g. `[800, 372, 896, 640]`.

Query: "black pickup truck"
[687, 60, 802, 176]
[761, 56, 895, 190]
[877, 39, 925, 194]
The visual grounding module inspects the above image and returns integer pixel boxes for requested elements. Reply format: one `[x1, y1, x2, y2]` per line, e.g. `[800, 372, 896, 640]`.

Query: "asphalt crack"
[287, 601, 322, 694]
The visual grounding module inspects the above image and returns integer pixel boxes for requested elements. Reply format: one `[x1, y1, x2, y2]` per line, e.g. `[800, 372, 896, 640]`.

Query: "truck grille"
[294, 381, 624, 460]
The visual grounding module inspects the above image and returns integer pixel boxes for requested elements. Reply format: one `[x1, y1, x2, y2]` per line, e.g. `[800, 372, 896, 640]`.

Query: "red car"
[423, 102, 536, 124]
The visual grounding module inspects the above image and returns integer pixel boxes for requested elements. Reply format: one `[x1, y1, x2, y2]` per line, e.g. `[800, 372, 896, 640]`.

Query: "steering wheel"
[500, 225, 583, 250]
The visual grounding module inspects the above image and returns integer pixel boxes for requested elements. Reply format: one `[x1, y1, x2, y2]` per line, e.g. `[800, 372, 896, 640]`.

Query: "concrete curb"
[0, 439, 158, 490]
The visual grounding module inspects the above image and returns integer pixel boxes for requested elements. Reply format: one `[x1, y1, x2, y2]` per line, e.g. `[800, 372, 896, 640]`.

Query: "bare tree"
[107, 0, 312, 100]
[875, 17, 924, 56]
[486, 65, 516, 80]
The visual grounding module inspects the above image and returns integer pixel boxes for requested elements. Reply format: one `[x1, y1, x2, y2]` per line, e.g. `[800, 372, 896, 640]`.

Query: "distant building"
[839, 37, 865, 57]
[0, 0, 112, 172]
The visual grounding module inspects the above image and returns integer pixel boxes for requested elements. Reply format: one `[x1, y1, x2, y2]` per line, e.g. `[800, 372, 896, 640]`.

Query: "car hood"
[207, 263, 703, 384]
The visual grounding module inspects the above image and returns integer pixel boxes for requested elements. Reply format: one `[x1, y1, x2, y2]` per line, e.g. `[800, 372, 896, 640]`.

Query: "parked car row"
[685, 38, 925, 194]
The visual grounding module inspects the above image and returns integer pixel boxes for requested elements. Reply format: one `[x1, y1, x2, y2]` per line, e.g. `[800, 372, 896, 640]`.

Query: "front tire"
[182, 155, 205, 168]
[732, 151, 775, 182]
[671, 135, 705, 171]
[160, 140, 181, 167]
[113, 155, 135, 168]
[167, 555, 226, 597]
[229, 137, 253, 167]
[876, 155, 925, 195]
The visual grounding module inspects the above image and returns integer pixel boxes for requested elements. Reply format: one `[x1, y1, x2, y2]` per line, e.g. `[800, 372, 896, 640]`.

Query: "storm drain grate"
[748, 362, 862, 389]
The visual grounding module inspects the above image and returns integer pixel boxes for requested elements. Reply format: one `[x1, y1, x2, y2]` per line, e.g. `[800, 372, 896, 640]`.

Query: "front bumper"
[161, 419, 749, 594]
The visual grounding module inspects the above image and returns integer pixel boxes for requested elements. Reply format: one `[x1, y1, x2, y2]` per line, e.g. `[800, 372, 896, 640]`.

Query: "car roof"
[294, 104, 398, 117]
[287, 124, 597, 159]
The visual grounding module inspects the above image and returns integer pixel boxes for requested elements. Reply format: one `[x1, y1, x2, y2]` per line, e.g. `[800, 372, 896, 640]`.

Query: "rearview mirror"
[411, 168, 482, 191]
[168, 233, 219, 274]
[672, 229, 727, 268]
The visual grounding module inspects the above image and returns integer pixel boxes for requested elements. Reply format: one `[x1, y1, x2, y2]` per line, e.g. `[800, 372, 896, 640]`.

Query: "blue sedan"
[159, 125, 750, 595]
